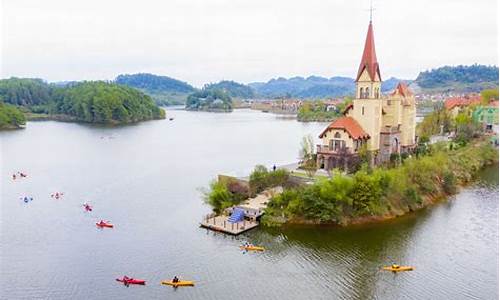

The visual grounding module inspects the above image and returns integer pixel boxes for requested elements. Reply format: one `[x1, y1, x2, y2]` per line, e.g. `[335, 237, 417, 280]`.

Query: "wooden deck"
[200, 215, 259, 235]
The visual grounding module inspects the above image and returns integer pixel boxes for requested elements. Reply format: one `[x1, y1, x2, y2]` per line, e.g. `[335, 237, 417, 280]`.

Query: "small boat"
[240, 245, 265, 251]
[161, 280, 194, 287]
[169, 117, 174, 121]
[116, 276, 146, 285]
[96, 221, 113, 228]
[382, 265, 414, 272]
[83, 204, 92, 212]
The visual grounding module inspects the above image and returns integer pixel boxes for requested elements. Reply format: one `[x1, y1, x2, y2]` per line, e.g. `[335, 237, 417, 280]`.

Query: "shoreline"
[24, 112, 166, 125]
[264, 161, 497, 228]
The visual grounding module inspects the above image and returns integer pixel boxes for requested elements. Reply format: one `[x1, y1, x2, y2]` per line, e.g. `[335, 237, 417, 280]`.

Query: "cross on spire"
[369, 0, 375, 22]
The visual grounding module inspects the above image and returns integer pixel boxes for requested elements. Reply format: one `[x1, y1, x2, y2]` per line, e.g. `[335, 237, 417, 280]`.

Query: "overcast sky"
[1, 0, 498, 87]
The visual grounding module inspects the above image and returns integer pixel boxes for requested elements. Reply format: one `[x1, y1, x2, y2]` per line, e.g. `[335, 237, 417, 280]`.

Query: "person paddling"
[172, 276, 179, 283]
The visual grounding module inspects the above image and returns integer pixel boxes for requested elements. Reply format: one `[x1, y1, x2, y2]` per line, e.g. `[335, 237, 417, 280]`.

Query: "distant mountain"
[415, 64, 499, 93]
[115, 73, 194, 93]
[381, 77, 413, 92]
[249, 75, 410, 99]
[204, 80, 256, 99]
[115, 73, 195, 105]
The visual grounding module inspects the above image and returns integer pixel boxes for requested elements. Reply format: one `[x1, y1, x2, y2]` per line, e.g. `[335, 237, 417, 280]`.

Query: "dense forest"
[0, 78, 165, 125]
[115, 73, 195, 106]
[415, 64, 499, 90]
[0, 102, 26, 129]
[203, 80, 255, 99]
[0, 78, 53, 106]
[52, 82, 165, 123]
[186, 88, 233, 112]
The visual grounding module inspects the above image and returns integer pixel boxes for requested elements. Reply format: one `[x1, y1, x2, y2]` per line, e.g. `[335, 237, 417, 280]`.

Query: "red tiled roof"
[391, 82, 413, 97]
[356, 21, 381, 82]
[319, 117, 370, 140]
[342, 104, 353, 115]
[444, 96, 482, 110]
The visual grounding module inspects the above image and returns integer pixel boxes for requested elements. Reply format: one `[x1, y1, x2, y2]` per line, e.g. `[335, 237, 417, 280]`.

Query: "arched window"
[365, 87, 370, 98]
[359, 87, 364, 99]
[362, 106, 365, 115]
[375, 88, 379, 99]
[334, 132, 341, 138]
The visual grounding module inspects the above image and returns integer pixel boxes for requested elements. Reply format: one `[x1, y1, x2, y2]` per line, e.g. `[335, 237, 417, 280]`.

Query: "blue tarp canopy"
[228, 208, 245, 223]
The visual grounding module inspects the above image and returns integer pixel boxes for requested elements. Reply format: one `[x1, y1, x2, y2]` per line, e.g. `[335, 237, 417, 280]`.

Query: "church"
[316, 20, 416, 171]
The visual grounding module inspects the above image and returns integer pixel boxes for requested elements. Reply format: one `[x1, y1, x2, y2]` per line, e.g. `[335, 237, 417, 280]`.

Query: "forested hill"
[415, 64, 499, 92]
[0, 78, 165, 125]
[115, 73, 195, 106]
[115, 73, 194, 93]
[203, 80, 256, 98]
[248, 76, 410, 98]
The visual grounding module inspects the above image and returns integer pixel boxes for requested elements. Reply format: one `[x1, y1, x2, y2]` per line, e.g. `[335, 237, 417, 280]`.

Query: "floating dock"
[200, 215, 259, 235]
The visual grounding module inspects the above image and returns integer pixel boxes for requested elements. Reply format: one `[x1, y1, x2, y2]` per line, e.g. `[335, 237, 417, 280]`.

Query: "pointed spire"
[356, 21, 381, 82]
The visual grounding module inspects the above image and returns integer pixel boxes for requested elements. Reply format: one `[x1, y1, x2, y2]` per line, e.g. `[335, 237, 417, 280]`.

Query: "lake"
[1, 109, 498, 299]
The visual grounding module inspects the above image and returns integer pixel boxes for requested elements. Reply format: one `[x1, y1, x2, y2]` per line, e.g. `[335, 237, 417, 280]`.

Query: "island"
[0, 78, 165, 126]
[186, 88, 233, 112]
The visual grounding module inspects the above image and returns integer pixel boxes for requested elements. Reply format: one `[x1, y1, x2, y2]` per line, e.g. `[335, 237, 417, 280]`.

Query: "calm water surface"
[1, 109, 498, 299]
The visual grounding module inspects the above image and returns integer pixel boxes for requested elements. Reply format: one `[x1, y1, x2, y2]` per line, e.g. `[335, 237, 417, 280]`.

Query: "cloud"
[1, 0, 497, 87]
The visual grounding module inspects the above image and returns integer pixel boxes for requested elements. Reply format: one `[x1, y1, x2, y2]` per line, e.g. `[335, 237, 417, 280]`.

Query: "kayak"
[240, 245, 265, 251]
[382, 265, 414, 272]
[161, 280, 194, 287]
[116, 277, 146, 285]
[96, 222, 113, 228]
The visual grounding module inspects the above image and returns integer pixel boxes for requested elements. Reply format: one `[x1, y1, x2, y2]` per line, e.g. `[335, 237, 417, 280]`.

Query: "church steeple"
[356, 21, 381, 82]
[355, 20, 382, 99]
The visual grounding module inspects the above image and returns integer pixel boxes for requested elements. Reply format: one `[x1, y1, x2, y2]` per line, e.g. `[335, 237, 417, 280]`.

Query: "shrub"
[203, 181, 237, 214]
[249, 165, 289, 195]
[442, 171, 457, 194]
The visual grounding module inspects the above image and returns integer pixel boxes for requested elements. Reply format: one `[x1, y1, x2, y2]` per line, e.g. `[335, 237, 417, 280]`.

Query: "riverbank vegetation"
[0, 78, 165, 125]
[261, 138, 497, 226]
[0, 102, 26, 129]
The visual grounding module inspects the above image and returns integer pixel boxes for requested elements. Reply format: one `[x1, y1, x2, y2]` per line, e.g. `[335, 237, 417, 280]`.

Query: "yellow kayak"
[161, 280, 194, 287]
[240, 245, 265, 251]
[382, 265, 414, 272]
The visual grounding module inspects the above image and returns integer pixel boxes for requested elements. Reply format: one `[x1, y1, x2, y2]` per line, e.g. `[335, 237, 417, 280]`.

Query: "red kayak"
[96, 221, 113, 228]
[116, 276, 146, 285]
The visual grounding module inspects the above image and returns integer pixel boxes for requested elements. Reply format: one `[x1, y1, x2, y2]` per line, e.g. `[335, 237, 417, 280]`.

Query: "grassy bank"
[261, 138, 498, 226]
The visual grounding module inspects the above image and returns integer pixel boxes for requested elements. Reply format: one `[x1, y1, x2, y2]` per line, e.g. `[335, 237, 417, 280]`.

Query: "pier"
[200, 214, 259, 235]
[200, 186, 283, 235]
